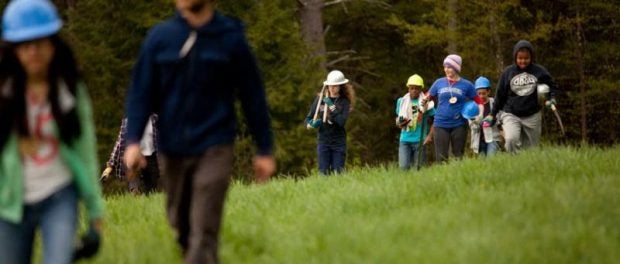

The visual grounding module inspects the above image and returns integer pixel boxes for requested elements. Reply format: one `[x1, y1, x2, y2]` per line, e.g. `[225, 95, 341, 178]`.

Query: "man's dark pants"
[159, 145, 234, 264]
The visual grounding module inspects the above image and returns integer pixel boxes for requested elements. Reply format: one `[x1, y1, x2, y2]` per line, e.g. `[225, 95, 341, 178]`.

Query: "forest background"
[2, 0, 618, 185]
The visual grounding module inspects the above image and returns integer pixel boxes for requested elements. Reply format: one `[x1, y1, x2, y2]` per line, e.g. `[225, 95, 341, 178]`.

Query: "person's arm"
[233, 27, 275, 181]
[68, 83, 104, 223]
[491, 71, 509, 118]
[125, 29, 160, 171]
[328, 98, 350, 127]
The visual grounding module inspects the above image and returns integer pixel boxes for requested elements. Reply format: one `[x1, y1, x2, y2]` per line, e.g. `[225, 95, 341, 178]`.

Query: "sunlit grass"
[77, 146, 619, 263]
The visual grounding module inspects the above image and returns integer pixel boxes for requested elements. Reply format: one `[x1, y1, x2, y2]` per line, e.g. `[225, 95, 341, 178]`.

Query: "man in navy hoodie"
[123, 0, 276, 262]
[486, 40, 558, 153]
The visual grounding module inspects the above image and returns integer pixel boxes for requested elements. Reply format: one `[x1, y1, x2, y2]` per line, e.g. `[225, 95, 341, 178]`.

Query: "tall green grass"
[79, 146, 619, 263]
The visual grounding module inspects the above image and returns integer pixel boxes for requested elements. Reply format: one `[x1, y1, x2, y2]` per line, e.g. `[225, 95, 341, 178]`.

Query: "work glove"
[472, 115, 483, 124]
[307, 119, 322, 129]
[483, 115, 495, 126]
[545, 98, 557, 109]
[322, 97, 337, 112]
[73, 223, 101, 261]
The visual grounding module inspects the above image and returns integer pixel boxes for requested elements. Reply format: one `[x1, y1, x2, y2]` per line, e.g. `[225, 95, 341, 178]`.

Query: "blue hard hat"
[2, 0, 62, 43]
[474, 76, 491, 90]
[461, 101, 480, 119]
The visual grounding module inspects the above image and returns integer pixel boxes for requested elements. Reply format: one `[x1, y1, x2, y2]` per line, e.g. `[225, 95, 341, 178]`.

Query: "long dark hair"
[0, 35, 81, 148]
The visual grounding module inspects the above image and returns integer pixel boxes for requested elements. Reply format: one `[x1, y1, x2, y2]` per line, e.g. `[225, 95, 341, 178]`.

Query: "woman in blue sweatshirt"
[486, 40, 558, 153]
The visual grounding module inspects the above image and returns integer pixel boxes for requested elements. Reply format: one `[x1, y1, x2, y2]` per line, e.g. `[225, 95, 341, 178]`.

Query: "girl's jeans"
[0, 183, 78, 264]
[398, 141, 426, 170]
[317, 143, 346, 175]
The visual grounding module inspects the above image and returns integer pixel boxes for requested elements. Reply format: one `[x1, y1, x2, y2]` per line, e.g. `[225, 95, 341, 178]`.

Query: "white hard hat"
[537, 84, 549, 102]
[324, 70, 349, 86]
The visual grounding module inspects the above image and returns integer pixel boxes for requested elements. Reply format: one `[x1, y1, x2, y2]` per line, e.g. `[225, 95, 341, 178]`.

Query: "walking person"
[469, 77, 502, 157]
[395, 74, 435, 170]
[423, 54, 484, 162]
[485, 40, 558, 153]
[0, 0, 103, 263]
[305, 70, 356, 175]
[123, 0, 276, 263]
[101, 114, 160, 195]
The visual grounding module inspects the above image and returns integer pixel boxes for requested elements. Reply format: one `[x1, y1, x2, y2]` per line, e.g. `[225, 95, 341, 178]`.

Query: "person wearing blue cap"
[469, 77, 502, 157]
[0, 0, 103, 262]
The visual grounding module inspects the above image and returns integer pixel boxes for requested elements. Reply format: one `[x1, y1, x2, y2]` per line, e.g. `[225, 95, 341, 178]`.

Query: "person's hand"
[545, 98, 557, 109]
[473, 115, 483, 124]
[483, 115, 495, 126]
[307, 119, 322, 129]
[100, 167, 112, 181]
[73, 218, 103, 261]
[323, 97, 336, 111]
[423, 135, 433, 145]
[124, 144, 146, 177]
[253, 155, 276, 184]
[396, 117, 411, 128]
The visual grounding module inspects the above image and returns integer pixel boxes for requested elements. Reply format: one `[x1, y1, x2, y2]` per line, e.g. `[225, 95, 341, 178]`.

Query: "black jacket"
[305, 96, 350, 145]
[492, 40, 558, 117]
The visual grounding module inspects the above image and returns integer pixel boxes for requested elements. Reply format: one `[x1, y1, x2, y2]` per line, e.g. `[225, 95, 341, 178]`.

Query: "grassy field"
[77, 146, 619, 263]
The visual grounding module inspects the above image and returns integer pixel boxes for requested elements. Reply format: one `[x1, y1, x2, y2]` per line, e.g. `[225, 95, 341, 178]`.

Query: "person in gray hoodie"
[485, 40, 558, 153]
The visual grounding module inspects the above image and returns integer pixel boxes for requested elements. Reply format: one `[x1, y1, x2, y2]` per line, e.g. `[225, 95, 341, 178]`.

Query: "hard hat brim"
[324, 79, 349, 86]
[3, 21, 62, 43]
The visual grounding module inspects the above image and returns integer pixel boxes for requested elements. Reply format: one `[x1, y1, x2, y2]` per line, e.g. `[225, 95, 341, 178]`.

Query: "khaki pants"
[500, 112, 541, 154]
[159, 145, 234, 264]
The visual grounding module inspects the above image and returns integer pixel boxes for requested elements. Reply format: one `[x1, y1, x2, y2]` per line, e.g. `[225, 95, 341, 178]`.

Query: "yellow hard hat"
[406, 74, 424, 89]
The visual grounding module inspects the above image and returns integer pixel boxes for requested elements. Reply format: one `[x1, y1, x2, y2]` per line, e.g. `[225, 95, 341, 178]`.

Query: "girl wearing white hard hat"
[305, 70, 356, 175]
[0, 0, 103, 262]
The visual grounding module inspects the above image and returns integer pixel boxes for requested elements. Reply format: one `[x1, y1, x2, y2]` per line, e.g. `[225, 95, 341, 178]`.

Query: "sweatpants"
[159, 145, 234, 264]
[433, 125, 468, 162]
[500, 111, 541, 154]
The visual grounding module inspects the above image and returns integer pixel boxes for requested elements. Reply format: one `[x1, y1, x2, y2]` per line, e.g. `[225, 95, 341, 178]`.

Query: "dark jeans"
[433, 125, 467, 162]
[317, 142, 346, 175]
[159, 145, 233, 264]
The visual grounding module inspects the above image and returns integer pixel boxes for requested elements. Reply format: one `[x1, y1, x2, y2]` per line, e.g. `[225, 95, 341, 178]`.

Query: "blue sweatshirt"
[428, 77, 476, 128]
[492, 40, 558, 117]
[125, 12, 273, 156]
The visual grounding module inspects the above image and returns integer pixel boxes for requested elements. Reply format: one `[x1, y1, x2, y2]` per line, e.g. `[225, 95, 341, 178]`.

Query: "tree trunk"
[298, 0, 327, 66]
[446, 0, 457, 53]
[575, 10, 587, 144]
[489, 3, 504, 74]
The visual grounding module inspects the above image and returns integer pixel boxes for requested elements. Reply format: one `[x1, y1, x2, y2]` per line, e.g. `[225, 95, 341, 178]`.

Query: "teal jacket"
[0, 84, 104, 224]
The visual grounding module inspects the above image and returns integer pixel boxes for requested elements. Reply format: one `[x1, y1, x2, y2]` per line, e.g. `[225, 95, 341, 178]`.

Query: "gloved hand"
[483, 115, 495, 126]
[73, 222, 102, 261]
[545, 98, 557, 109]
[307, 119, 322, 129]
[100, 167, 112, 181]
[323, 97, 336, 112]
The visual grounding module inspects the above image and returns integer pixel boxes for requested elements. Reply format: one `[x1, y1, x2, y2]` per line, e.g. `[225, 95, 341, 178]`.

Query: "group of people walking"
[0, 0, 559, 263]
[307, 42, 558, 174]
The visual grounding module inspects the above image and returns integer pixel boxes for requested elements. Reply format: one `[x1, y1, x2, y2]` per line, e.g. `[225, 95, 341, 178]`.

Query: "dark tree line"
[1, 0, 618, 183]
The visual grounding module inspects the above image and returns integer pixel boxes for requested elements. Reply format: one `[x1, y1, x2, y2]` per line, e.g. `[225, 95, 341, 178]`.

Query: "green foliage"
[68, 146, 620, 263]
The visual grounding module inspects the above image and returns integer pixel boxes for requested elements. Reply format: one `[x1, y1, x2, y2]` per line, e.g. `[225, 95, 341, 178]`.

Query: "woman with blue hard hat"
[468, 76, 502, 157]
[0, 0, 104, 262]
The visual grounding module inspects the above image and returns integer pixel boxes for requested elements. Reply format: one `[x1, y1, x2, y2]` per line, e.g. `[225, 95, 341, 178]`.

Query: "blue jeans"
[317, 143, 346, 175]
[479, 140, 499, 157]
[398, 141, 426, 170]
[0, 183, 78, 264]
